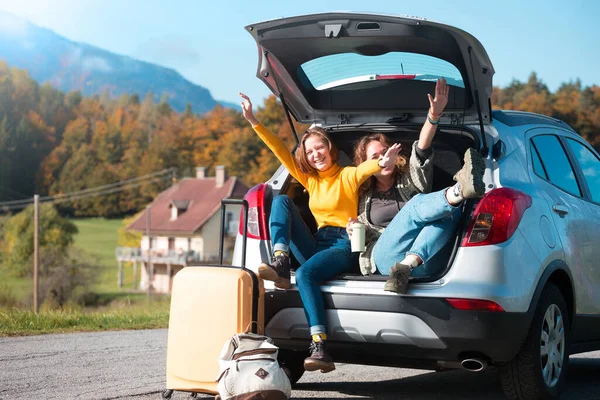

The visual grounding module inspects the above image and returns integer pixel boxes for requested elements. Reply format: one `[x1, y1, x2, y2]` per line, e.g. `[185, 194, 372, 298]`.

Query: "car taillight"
[239, 184, 270, 240]
[446, 298, 504, 312]
[462, 188, 532, 247]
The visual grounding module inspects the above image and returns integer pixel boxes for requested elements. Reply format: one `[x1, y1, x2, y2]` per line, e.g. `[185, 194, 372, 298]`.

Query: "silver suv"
[232, 12, 600, 400]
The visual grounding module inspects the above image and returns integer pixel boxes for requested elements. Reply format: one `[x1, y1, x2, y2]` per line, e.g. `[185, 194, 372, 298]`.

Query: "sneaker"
[384, 262, 412, 294]
[303, 340, 335, 373]
[258, 253, 291, 289]
[453, 148, 486, 199]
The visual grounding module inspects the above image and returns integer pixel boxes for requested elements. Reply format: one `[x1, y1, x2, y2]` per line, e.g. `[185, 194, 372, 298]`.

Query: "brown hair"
[295, 127, 339, 174]
[353, 133, 409, 196]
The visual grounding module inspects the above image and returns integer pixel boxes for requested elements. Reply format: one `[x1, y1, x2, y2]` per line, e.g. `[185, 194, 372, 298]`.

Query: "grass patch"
[2, 217, 150, 308]
[71, 217, 142, 297]
[1, 218, 174, 337]
[0, 295, 171, 336]
[0, 277, 32, 306]
[1, 217, 131, 307]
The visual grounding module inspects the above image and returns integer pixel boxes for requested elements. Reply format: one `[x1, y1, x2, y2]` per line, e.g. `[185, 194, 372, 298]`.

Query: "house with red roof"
[117, 166, 248, 293]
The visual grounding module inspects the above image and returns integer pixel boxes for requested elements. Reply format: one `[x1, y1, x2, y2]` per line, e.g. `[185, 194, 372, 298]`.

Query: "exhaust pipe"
[461, 358, 487, 372]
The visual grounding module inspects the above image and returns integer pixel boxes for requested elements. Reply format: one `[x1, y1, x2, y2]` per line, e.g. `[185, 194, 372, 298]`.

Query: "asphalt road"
[0, 329, 599, 400]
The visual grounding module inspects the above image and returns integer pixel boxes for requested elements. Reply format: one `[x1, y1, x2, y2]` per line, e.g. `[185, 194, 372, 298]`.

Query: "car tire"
[278, 349, 305, 385]
[499, 282, 569, 400]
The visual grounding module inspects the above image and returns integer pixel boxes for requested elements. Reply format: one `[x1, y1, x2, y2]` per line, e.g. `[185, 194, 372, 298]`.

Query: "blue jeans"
[373, 188, 461, 275]
[269, 195, 357, 335]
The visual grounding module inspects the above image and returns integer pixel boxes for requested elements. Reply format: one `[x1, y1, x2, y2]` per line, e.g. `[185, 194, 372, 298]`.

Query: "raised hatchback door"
[245, 12, 494, 125]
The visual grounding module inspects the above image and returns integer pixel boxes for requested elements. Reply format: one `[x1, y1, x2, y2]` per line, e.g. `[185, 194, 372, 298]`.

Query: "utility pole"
[33, 195, 39, 314]
[146, 205, 153, 296]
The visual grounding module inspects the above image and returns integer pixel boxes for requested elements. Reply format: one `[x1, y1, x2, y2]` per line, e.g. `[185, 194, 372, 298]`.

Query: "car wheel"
[278, 349, 305, 385]
[499, 283, 569, 400]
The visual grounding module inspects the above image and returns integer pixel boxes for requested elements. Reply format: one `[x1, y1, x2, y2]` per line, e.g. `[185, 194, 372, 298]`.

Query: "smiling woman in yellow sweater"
[239, 92, 400, 373]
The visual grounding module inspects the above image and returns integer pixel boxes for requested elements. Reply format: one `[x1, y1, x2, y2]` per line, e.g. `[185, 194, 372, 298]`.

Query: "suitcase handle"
[219, 199, 249, 268]
[219, 199, 260, 334]
[244, 321, 264, 335]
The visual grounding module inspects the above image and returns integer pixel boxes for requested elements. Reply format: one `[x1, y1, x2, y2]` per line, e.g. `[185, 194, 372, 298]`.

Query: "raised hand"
[239, 92, 258, 125]
[427, 78, 449, 117]
[378, 143, 402, 168]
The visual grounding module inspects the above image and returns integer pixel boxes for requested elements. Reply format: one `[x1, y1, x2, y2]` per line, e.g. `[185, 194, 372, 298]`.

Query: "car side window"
[530, 144, 548, 180]
[566, 138, 600, 204]
[531, 135, 582, 197]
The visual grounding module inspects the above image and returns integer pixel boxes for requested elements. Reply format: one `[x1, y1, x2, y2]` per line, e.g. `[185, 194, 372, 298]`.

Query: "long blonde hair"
[353, 133, 408, 197]
[295, 127, 339, 174]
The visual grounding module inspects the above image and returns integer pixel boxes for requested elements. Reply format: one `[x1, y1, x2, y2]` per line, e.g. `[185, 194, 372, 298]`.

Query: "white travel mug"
[350, 222, 366, 252]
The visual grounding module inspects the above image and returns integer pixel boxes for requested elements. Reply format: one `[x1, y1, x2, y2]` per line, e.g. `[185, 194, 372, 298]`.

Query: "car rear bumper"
[264, 290, 532, 364]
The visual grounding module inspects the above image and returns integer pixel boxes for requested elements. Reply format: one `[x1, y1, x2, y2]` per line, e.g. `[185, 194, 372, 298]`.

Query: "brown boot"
[258, 253, 291, 289]
[384, 263, 412, 294]
[303, 339, 335, 373]
[453, 148, 486, 199]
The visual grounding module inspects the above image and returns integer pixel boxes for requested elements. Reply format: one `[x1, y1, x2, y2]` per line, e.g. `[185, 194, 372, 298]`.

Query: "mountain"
[0, 11, 229, 114]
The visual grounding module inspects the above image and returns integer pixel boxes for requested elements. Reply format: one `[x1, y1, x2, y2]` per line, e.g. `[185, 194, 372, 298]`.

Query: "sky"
[0, 0, 598, 107]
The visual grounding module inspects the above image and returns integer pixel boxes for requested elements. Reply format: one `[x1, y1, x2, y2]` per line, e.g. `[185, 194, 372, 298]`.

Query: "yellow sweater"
[252, 123, 382, 229]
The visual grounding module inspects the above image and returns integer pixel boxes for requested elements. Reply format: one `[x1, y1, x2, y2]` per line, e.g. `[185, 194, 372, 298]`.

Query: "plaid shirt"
[357, 141, 434, 275]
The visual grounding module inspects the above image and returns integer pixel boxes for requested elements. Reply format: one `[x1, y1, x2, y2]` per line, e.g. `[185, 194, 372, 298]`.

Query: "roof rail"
[491, 110, 575, 131]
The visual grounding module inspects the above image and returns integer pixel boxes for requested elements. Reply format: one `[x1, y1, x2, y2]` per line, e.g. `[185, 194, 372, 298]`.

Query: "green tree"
[65, 90, 82, 108]
[129, 93, 140, 106]
[183, 103, 193, 119]
[139, 91, 157, 143]
[92, 118, 123, 164]
[62, 117, 91, 151]
[157, 93, 173, 117]
[0, 116, 15, 201]
[13, 117, 36, 196]
[1, 203, 78, 277]
[56, 144, 103, 216]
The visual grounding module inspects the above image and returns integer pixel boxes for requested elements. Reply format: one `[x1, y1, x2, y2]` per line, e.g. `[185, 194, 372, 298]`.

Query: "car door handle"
[552, 205, 569, 216]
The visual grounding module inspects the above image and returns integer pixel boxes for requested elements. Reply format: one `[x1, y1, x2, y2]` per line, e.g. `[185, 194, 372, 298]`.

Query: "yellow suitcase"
[163, 200, 264, 398]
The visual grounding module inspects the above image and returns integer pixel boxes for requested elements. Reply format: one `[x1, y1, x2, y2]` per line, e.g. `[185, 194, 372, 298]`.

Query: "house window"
[168, 237, 175, 250]
[226, 212, 234, 235]
[170, 200, 190, 221]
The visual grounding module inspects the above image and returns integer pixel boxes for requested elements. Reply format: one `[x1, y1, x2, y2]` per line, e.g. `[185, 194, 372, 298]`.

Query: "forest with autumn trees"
[0, 61, 598, 218]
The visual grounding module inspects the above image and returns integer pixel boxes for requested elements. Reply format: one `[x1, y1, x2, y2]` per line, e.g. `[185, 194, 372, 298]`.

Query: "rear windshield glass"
[300, 52, 464, 91]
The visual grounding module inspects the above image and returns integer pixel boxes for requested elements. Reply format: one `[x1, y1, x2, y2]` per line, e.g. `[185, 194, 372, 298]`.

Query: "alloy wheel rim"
[540, 304, 565, 387]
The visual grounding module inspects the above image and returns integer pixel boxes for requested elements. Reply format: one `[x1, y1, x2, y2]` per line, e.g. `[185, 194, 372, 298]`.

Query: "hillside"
[0, 11, 226, 114]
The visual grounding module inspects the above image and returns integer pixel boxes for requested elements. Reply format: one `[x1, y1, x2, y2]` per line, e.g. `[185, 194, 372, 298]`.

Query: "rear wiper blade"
[326, 123, 367, 132]
[386, 114, 413, 124]
[327, 122, 400, 132]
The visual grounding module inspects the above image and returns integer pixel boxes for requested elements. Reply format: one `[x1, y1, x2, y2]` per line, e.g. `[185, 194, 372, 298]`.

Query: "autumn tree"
[493, 73, 599, 151]
[1, 59, 598, 219]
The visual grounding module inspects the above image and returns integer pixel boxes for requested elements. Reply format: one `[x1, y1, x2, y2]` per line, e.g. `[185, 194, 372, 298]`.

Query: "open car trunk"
[280, 125, 480, 283]
[246, 12, 494, 127]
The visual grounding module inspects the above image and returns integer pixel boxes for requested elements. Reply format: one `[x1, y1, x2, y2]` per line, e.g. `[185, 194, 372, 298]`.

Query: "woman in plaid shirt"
[347, 78, 486, 294]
